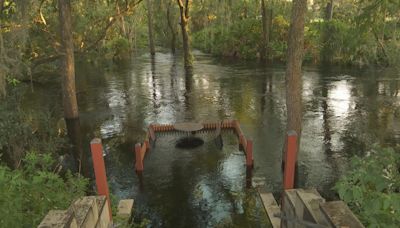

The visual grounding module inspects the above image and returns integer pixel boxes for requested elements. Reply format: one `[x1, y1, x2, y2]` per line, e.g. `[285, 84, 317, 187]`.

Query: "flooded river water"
[24, 50, 400, 227]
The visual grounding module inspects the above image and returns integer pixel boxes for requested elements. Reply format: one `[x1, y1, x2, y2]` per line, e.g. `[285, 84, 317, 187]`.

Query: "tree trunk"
[0, 0, 4, 14]
[58, 0, 79, 120]
[167, 1, 176, 54]
[325, 0, 333, 21]
[267, 0, 274, 47]
[260, 0, 270, 61]
[66, 118, 89, 177]
[147, 0, 155, 55]
[261, 0, 267, 60]
[116, 4, 127, 37]
[177, 0, 192, 68]
[0, 31, 5, 97]
[285, 0, 307, 142]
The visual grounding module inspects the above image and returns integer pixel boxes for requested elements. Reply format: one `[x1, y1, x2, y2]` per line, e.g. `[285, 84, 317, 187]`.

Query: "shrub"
[334, 147, 400, 227]
[192, 14, 291, 61]
[103, 37, 131, 60]
[0, 152, 88, 227]
[0, 89, 66, 168]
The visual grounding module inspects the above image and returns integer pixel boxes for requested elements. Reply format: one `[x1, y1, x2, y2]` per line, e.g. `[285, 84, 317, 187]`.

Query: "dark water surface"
[25, 50, 400, 227]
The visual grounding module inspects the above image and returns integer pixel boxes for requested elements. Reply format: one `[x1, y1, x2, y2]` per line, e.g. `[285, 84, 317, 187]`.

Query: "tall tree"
[58, 0, 78, 120]
[147, 0, 155, 55]
[167, 0, 177, 54]
[177, 0, 192, 68]
[321, 0, 334, 63]
[260, 0, 271, 61]
[285, 0, 307, 141]
[325, 0, 333, 20]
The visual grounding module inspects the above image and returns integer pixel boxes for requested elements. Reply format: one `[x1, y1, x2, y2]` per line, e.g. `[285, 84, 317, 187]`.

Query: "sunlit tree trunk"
[58, 0, 79, 120]
[147, 0, 155, 55]
[285, 0, 307, 143]
[177, 0, 192, 68]
[116, 4, 127, 37]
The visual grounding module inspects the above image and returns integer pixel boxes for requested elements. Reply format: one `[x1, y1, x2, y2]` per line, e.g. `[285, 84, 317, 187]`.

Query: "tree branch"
[39, 0, 47, 25]
[177, 0, 184, 8]
[82, 0, 143, 50]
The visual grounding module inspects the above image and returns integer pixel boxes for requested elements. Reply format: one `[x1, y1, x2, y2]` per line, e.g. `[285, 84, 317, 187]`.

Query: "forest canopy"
[1, 0, 400, 97]
[0, 0, 400, 95]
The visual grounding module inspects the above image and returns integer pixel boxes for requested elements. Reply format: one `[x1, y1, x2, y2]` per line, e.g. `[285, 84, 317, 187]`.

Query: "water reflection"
[329, 80, 352, 118]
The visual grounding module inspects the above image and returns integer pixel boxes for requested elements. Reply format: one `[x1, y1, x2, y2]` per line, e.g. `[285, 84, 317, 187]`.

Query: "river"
[23, 50, 400, 227]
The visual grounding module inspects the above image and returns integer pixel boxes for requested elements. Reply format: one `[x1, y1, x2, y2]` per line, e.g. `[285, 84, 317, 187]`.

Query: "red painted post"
[90, 138, 112, 220]
[239, 134, 244, 145]
[283, 130, 298, 189]
[145, 139, 150, 151]
[246, 139, 253, 167]
[135, 143, 143, 171]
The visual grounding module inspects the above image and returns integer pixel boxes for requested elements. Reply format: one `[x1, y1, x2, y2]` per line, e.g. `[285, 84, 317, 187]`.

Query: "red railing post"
[144, 138, 150, 151]
[135, 143, 143, 171]
[90, 138, 112, 220]
[246, 139, 253, 167]
[283, 130, 298, 190]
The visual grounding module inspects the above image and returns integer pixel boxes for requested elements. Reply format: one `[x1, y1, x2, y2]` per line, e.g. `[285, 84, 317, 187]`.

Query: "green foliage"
[0, 89, 66, 167]
[334, 147, 400, 227]
[269, 15, 290, 61]
[110, 193, 120, 217]
[1, 0, 400, 86]
[192, 12, 292, 61]
[194, 18, 263, 59]
[104, 37, 131, 60]
[0, 152, 88, 227]
[190, 0, 400, 66]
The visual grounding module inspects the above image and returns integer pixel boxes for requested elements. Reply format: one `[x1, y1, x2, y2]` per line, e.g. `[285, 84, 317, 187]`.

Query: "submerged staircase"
[38, 196, 134, 228]
[259, 188, 365, 228]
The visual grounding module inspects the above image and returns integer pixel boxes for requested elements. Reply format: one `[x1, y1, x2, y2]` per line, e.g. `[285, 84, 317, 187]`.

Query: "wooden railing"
[134, 119, 254, 172]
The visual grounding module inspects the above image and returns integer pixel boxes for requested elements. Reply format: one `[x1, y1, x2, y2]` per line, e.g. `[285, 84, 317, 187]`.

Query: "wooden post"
[246, 166, 253, 188]
[238, 134, 247, 151]
[149, 125, 156, 141]
[246, 139, 253, 167]
[135, 143, 143, 171]
[90, 138, 112, 220]
[283, 130, 298, 189]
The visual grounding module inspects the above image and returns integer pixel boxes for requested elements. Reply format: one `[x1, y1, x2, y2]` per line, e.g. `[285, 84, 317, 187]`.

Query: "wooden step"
[320, 201, 364, 228]
[259, 192, 281, 228]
